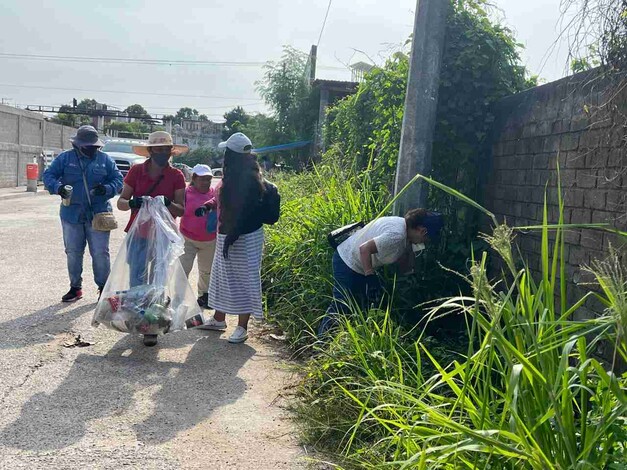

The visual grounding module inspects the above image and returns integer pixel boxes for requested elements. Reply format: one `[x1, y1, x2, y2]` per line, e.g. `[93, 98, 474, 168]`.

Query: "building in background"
[0, 104, 76, 187]
[167, 117, 224, 150]
[307, 45, 372, 155]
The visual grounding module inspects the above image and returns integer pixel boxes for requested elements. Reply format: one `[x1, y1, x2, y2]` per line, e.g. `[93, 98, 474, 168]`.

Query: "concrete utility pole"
[393, 0, 448, 215]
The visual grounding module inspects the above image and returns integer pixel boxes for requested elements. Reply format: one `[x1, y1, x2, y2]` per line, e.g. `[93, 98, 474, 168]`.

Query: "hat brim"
[71, 137, 104, 147]
[132, 144, 188, 158]
[218, 141, 227, 149]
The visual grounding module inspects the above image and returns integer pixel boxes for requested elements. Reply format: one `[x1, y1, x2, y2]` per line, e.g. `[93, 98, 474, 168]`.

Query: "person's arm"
[201, 187, 217, 208]
[358, 239, 378, 275]
[117, 183, 134, 211]
[168, 188, 185, 217]
[42, 153, 65, 196]
[396, 245, 415, 275]
[102, 156, 123, 197]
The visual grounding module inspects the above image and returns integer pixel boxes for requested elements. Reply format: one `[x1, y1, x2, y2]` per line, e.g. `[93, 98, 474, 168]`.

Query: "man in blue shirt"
[43, 125, 123, 302]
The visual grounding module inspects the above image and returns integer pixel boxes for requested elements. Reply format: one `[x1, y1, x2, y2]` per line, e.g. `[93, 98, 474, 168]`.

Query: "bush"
[263, 164, 387, 349]
[290, 179, 627, 469]
[324, 0, 537, 321]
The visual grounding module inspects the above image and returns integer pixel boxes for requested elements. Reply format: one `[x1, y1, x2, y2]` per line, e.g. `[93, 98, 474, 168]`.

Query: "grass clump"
[266, 170, 627, 469]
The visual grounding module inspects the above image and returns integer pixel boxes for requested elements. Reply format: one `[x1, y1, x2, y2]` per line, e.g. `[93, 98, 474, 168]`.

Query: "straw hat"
[132, 131, 188, 157]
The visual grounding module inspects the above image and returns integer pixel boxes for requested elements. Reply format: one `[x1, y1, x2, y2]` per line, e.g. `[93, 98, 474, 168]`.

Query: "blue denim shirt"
[43, 149, 123, 224]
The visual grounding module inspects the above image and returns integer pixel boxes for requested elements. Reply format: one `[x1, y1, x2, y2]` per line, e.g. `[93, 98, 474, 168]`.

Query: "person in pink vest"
[179, 164, 217, 308]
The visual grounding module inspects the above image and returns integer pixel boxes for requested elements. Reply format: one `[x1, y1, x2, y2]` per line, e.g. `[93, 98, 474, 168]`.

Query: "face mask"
[151, 152, 170, 167]
[412, 243, 426, 253]
[79, 146, 98, 158]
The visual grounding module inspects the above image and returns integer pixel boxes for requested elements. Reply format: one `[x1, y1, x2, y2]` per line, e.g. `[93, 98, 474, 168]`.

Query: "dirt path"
[0, 193, 305, 469]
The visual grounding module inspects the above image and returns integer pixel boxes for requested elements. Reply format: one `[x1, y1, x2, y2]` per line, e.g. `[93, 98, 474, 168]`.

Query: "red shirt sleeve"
[124, 164, 139, 189]
[173, 169, 186, 191]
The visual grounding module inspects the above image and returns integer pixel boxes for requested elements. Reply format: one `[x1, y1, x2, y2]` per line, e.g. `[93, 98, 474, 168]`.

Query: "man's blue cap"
[423, 211, 444, 243]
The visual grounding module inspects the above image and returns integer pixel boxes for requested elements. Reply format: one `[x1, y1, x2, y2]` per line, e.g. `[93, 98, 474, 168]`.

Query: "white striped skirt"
[207, 227, 264, 319]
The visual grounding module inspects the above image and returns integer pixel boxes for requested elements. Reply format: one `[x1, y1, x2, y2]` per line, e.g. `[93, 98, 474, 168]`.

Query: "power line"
[107, 102, 265, 111]
[0, 83, 260, 101]
[0, 52, 345, 70]
[316, 0, 333, 47]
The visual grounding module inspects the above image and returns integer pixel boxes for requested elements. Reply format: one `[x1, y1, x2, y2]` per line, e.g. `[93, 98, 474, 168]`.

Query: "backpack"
[327, 221, 365, 250]
[260, 181, 281, 225]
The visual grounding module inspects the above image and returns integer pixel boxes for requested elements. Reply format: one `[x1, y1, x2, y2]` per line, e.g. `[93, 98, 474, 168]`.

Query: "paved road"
[0, 192, 304, 469]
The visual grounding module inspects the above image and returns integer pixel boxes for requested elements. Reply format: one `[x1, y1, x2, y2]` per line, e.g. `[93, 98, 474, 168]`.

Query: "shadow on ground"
[1, 330, 255, 450]
[0, 302, 96, 350]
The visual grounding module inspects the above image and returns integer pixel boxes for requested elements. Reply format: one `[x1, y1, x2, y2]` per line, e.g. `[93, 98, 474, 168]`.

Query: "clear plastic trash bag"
[92, 196, 204, 335]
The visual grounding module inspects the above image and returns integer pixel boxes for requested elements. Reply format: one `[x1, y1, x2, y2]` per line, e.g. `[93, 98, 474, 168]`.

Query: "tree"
[75, 98, 98, 111]
[241, 113, 279, 149]
[176, 146, 221, 168]
[104, 121, 155, 139]
[51, 100, 95, 127]
[222, 106, 251, 139]
[176, 107, 199, 121]
[562, 0, 627, 70]
[124, 104, 150, 119]
[51, 105, 79, 127]
[163, 107, 202, 125]
[256, 46, 319, 165]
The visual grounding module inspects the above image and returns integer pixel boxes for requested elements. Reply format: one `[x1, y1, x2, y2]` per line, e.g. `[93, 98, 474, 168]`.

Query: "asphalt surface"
[0, 191, 304, 469]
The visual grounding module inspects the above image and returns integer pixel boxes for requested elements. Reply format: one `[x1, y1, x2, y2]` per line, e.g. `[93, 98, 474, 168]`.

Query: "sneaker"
[197, 293, 208, 308]
[62, 287, 83, 303]
[228, 326, 248, 344]
[197, 316, 227, 331]
[143, 334, 158, 347]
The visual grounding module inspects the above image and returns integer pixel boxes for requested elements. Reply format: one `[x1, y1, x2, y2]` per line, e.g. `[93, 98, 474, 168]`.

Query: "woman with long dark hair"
[197, 133, 280, 343]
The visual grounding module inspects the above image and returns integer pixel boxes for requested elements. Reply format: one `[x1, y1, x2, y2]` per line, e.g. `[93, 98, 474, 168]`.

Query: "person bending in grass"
[318, 209, 443, 336]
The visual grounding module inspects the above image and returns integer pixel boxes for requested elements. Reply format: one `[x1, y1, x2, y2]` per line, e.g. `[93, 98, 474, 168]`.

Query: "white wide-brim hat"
[133, 131, 188, 157]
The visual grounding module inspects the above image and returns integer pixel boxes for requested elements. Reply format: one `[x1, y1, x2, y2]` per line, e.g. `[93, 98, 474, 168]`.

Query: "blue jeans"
[126, 237, 149, 288]
[318, 251, 367, 335]
[62, 220, 111, 289]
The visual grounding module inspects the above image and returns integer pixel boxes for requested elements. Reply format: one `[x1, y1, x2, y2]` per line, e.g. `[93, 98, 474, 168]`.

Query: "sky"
[0, 0, 575, 122]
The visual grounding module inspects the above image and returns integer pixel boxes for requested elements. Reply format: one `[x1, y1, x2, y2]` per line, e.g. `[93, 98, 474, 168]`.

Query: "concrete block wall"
[485, 70, 626, 318]
[0, 104, 75, 187]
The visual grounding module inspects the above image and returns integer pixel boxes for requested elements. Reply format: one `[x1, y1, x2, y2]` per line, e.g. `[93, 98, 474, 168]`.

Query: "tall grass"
[263, 164, 387, 348]
[270, 171, 627, 468]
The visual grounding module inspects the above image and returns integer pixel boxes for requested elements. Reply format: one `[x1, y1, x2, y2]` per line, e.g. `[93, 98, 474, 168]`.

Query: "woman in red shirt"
[117, 131, 187, 346]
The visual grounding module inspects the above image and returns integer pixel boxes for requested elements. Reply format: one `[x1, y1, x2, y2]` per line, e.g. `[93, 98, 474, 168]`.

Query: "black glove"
[195, 206, 208, 217]
[90, 184, 107, 197]
[365, 274, 382, 307]
[128, 197, 143, 209]
[58, 186, 71, 198]
[162, 196, 171, 207]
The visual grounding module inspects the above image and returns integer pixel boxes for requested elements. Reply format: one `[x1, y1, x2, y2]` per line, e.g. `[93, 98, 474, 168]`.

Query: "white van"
[101, 139, 147, 177]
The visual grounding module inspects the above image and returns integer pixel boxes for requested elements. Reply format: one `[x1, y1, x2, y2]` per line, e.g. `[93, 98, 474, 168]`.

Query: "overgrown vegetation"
[562, 0, 627, 70]
[256, 45, 319, 168]
[261, 0, 627, 467]
[263, 164, 385, 348]
[323, 0, 537, 317]
[295, 184, 627, 468]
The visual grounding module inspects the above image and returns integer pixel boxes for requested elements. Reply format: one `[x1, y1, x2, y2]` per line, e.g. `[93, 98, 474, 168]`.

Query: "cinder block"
[583, 190, 606, 210]
[560, 133, 580, 151]
[576, 169, 598, 188]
